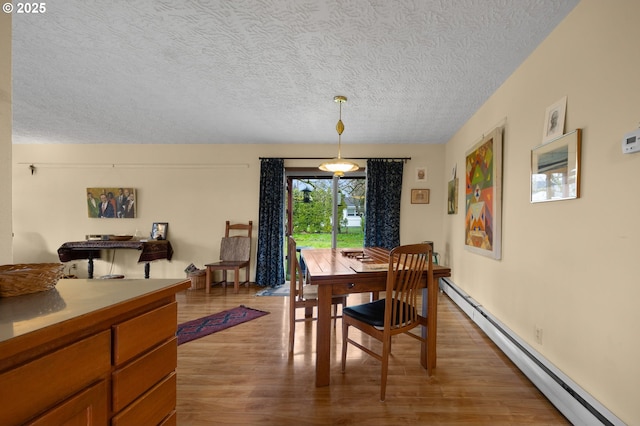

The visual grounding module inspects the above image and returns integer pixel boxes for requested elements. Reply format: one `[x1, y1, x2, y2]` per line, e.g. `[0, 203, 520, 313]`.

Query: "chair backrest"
[220, 221, 252, 261]
[220, 237, 250, 261]
[288, 236, 304, 300]
[225, 220, 253, 239]
[384, 243, 433, 331]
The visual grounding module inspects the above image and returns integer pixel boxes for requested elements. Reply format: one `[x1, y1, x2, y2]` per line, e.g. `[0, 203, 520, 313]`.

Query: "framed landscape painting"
[87, 187, 136, 218]
[464, 128, 502, 259]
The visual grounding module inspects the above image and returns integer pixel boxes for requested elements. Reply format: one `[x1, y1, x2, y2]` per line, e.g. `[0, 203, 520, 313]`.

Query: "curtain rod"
[259, 157, 411, 161]
[18, 162, 249, 170]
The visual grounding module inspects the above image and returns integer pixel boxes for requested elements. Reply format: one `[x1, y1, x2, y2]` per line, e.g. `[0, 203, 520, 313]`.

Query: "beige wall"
[0, 12, 11, 263]
[9, 0, 640, 423]
[443, 0, 640, 423]
[11, 143, 445, 280]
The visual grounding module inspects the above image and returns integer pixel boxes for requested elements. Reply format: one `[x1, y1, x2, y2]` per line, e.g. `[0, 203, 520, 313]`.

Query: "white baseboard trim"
[439, 278, 625, 426]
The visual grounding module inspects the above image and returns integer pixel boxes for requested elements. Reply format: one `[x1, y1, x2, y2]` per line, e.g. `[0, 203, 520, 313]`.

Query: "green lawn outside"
[292, 230, 364, 248]
[286, 231, 363, 280]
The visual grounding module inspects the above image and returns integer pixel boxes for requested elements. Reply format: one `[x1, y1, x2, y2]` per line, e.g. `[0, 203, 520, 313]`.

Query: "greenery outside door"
[285, 169, 365, 279]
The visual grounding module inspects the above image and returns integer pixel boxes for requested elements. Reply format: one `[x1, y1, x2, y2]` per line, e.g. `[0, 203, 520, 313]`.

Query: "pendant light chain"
[336, 98, 344, 159]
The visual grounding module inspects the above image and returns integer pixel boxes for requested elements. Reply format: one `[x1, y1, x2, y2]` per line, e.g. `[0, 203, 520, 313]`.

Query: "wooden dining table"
[301, 246, 452, 387]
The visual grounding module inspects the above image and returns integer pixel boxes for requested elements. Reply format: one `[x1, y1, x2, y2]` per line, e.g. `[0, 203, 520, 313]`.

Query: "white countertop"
[0, 278, 186, 343]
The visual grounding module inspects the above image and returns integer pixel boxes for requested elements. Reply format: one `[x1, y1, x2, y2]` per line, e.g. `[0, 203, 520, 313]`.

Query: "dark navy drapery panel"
[364, 159, 404, 249]
[256, 158, 285, 288]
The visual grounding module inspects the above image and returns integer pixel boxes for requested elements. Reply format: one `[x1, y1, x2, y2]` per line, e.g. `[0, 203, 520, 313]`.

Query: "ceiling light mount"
[319, 95, 359, 176]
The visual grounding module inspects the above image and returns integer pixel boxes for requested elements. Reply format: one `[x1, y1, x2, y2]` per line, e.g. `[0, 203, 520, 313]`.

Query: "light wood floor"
[175, 284, 569, 425]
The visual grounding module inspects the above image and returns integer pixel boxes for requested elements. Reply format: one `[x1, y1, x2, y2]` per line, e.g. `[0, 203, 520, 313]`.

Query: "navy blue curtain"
[256, 158, 285, 287]
[364, 159, 404, 249]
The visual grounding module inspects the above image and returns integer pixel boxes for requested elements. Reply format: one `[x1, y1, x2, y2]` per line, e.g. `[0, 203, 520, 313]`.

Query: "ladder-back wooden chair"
[341, 243, 433, 401]
[205, 221, 252, 294]
[288, 236, 347, 354]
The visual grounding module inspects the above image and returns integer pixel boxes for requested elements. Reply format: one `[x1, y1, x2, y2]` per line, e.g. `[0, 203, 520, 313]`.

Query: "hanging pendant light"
[319, 95, 359, 176]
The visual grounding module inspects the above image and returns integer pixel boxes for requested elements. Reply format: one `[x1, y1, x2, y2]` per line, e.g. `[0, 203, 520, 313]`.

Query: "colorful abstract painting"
[464, 128, 502, 259]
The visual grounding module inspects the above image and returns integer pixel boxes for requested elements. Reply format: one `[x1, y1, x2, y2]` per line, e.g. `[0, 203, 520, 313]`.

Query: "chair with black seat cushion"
[205, 221, 252, 294]
[288, 236, 347, 354]
[340, 243, 433, 401]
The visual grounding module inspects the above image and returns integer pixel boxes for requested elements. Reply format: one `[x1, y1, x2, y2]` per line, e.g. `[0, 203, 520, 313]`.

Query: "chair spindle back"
[385, 243, 432, 331]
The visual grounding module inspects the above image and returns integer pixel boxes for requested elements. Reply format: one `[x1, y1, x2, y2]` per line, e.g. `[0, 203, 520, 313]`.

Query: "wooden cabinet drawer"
[0, 330, 111, 426]
[113, 302, 177, 365]
[27, 379, 108, 426]
[111, 372, 177, 426]
[332, 281, 383, 295]
[159, 410, 177, 426]
[112, 337, 177, 412]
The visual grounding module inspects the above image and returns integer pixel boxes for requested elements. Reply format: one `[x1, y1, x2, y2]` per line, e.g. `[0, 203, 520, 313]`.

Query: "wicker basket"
[187, 269, 206, 290]
[0, 263, 65, 297]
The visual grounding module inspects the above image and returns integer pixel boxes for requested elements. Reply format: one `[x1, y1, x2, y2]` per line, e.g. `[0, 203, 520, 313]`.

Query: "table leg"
[144, 262, 150, 279]
[205, 267, 211, 294]
[87, 258, 94, 279]
[421, 278, 438, 375]
[428, 277, 438, 373]
[315, 284, 332, 387]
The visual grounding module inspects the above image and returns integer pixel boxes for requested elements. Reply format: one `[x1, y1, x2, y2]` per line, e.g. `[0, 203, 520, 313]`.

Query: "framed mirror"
[531, 129, 581, 203]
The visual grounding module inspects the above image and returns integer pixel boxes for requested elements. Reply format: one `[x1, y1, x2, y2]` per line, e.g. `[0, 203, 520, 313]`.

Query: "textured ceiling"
[11, 0, 579, 145]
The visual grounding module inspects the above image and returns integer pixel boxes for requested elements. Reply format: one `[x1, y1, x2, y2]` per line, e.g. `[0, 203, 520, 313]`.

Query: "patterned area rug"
[176, 305, 269, 345]
[256, 285, 289, 296]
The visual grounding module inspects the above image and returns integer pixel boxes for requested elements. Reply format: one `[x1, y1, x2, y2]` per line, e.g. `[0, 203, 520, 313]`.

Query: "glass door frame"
[285, 168, 366, 249]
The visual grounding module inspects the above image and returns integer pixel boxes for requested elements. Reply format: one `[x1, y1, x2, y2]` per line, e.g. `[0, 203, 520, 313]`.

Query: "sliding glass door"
[286, 169, 365, 250]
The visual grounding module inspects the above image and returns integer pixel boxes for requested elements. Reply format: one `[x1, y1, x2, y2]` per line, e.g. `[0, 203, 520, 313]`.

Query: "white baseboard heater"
[439, 278, 625, 426]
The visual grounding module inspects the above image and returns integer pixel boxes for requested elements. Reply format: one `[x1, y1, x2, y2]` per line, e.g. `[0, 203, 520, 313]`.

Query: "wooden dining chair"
[288, 236, 347, 354]
[341, 243, 433, 401]
[205, 221, 252, 294]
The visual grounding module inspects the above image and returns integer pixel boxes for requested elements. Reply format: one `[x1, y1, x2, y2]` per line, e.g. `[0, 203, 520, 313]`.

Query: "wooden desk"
[301, 247, 451, 387]
[57, 240, 173, 278]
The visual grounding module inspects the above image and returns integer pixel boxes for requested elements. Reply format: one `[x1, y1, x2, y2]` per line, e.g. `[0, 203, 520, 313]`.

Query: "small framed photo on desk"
[151, 222, 168, 240]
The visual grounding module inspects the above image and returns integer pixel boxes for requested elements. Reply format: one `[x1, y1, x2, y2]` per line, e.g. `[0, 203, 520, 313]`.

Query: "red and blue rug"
[176, 305, 269, 345]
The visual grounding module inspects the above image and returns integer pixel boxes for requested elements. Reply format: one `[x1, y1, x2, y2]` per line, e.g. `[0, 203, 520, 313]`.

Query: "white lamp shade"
[319, 158, 360, 176]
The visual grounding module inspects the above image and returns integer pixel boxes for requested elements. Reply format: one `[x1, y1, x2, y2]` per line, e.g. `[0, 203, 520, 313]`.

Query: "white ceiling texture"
[11, 0, 579, 145]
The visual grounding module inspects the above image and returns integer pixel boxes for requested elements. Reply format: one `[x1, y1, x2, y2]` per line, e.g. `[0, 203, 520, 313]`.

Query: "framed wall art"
[151, 222, 168, 240]
[447, 178, 458, 214]
[542, 96, 567, 143]
[464, 127, 503, 259]
[411, 189, 430, 204]
[531, 129, 581, 203]
[87, 187, 136, 218]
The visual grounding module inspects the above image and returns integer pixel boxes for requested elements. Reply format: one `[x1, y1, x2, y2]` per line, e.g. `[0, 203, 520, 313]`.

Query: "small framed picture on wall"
[415, 166, 427, 182]
[447, 178, 458, 214]
[411, 189, 430, 204]
[542, 96, 567, 143]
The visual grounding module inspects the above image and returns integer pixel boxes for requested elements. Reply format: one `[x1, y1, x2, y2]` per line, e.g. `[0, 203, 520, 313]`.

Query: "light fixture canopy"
[319, 95, 359, 176]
